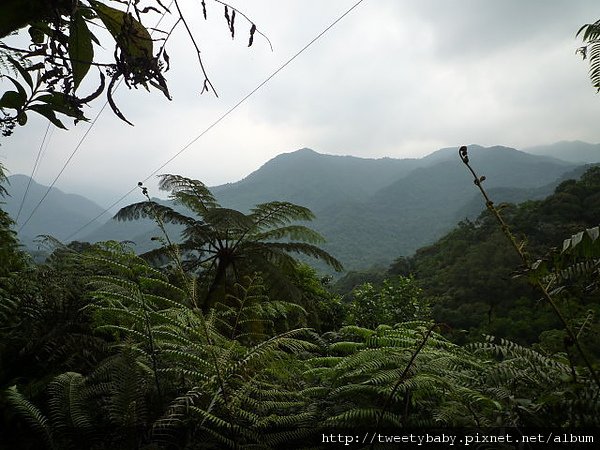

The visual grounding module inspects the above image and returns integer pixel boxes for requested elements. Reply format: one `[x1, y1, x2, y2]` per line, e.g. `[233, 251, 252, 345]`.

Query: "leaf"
[107, 73, 133, 125]
[3, 76, 28, 101]
[572, 231, 584, 248]
[0, 90, 26, 110]
[35, 92, 86, 120]
[162, 49, 170, 71]
[5, 386, 54, 448]
[69, 9, 94, 91]
[29, 104, 67, 129]
[586, 226, 599, 242]
[89, 0, 152, 59]
[8, 56, 33, 89]
[248, 24, 256, 47]
[230, 9, 236, 39]
[224, 5, 231, 29]
[17, 112, 27, 126]
[28, 25, 45, 44]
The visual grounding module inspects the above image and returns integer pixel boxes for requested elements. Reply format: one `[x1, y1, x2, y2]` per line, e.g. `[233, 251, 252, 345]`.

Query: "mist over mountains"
[5, 141, 598, 270]
[2, 174, 105, 249]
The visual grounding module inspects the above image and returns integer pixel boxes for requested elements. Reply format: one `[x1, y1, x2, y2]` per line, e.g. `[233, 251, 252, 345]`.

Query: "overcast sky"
[2, 0, 600, 215]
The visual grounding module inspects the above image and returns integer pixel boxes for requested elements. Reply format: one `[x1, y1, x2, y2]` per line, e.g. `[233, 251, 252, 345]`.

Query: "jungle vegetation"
[2, 158, 600, 449]
[2, 4, 600, 449]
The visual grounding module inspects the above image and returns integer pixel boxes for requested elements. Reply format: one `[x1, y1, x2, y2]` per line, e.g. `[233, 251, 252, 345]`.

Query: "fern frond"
[114, 200, 194, 227]
[249, 202, 315, 229]
[48, 372, 93, 432]
[5, 385, 55, 449]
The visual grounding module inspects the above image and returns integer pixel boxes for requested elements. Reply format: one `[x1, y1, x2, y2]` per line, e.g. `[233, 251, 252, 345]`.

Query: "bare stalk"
[458, 145, 600, 390]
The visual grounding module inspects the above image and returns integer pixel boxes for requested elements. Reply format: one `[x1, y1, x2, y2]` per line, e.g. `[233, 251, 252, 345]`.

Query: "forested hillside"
[3, 0, 600, 447]
[3, 175, 105, 246]
[411, 165, 600, 348]
[6, 144, 586, 270]
[56, 144, 578, 270]
[2, 160, 600, 448]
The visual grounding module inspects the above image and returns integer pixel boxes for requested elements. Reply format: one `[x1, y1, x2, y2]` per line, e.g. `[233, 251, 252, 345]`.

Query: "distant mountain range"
[523, 140, 600, 164]
[2, 174, 105, 248]
[4, 141, 599, 270]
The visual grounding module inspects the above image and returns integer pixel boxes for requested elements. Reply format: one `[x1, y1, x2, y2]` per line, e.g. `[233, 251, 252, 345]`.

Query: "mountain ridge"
[4, 174, 106, 246]
[4, 142, 592, 269]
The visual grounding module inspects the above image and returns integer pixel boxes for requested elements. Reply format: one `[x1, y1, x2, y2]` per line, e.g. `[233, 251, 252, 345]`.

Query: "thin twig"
[172, 0, 218, 96]
[459, 145, 600, 390]
[373, 323, 436, 439]
[212, 0, 273, 51]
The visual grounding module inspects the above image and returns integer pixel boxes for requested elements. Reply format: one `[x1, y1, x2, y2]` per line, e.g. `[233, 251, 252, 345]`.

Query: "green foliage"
[577, 19, 600, 92]
[288, 263, 345, 333]
[27, 245, 321, 447]
[410, 166, 600, 344]
[332, 266, 387, 294]
[0, 163, 25, 277]
[345, 276, 430, 329]
[4, 163, 600, 446]
[0, 1, 265, 132]
[5, 385, 55, 449]
[307, 322, 502, 428]
[471, 336, 600, 426]
[116, 174, 342, 311]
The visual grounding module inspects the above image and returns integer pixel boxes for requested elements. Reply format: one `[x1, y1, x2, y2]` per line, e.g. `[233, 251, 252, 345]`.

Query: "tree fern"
[5, 385, 55, 449]
[115, 174, 342, 311]
[306, 322, 502, 429]
[578, 20, 600, 92]
[79, 244, 325, 448]
[470, 335, 599, 426]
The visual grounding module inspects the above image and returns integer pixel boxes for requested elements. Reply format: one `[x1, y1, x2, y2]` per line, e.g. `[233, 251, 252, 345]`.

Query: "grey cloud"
[3, 0, 600, 210]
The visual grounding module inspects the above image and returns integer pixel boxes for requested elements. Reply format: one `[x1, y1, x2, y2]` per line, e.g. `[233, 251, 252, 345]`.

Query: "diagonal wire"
[18, 2, 174, 234]
[18, 100, 111, 233]
[16, 121, 52, 222]
[64, 0, 367, 242]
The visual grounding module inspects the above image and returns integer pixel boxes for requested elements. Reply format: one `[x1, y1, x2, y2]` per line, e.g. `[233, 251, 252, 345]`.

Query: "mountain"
[85, 149, 427, 252]
[212, 148, 423, 212]
[87, 145, 580, 270]
[3, 174, 106, 247]
[6, 144, 585, 271]
[312, 145, 576, 268]
[183, 145, 577, 270]
[454, 163, 597, 221]
[523, 140, 600, 164]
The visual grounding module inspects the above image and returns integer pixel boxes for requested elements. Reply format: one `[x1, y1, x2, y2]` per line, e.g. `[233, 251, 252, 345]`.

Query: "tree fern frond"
[328, 341, 364, 355]
[48, 372, 93, 432]
[251, 242, 343, 271]
[5, 385, 55, 449]
[249, 202, 315, 230]
[158, 174, 219, 212]
[326, 408, 402, 427]
[114, 200, 196, 226]
[252, 225, 326, 244]
[203, 207, 253, 231]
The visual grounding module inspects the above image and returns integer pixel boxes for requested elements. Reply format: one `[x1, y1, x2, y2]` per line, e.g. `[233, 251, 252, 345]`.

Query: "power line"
[141, 0, 367, 181]
[18, 2, 173, 234]
[64, 0, 367, 242]
[18, 100, 111, 233]
[16, 121, 51, 222]
[39, 122, 54, 165]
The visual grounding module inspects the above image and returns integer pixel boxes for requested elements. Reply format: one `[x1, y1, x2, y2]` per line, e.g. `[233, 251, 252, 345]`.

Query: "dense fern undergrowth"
[1, 169, 600, 449]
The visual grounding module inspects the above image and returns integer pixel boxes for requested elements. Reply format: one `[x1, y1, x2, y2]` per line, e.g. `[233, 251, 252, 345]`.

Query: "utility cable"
[18, 2, 173, 234]
[18, 100, 111, 233]
[16, 121, 51, 222]
[64, 0, 367, 241]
